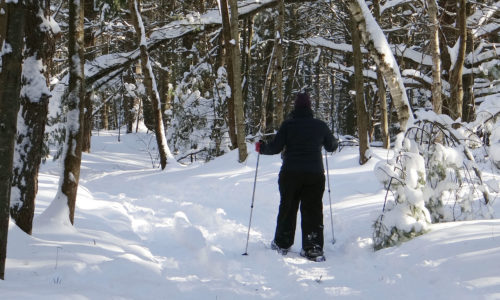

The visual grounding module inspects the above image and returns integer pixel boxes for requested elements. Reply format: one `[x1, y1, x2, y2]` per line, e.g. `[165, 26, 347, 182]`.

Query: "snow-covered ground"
[2, 129, 500, 299]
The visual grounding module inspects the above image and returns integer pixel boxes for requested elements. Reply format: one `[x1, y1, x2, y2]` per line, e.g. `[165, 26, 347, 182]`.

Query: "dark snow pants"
[273, 170, 325, 251]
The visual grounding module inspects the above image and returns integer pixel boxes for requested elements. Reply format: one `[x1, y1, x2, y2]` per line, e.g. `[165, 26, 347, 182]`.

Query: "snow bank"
[1, 131, 499, 299]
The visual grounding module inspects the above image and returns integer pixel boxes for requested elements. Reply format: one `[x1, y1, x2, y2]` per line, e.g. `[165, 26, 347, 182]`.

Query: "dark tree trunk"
[10, 0, 55, 235]
[123, 70, 136, 133]
[351, 16, 370, 165]
[274, 0, 285, 127]
[220, 0, 237, 149]
[260, 46, 275, 134]
[462, 30, 475, 123]
[449, 0, 467, 121]
[241, 16, 254, 106]
[82, 92, 93, 152]
[283, 5, 299, 117]
[101, 102, 109, 130]
[60, 0, 85, 225]
[228, 0, 248, 162]
[82, 0, 98, 153]
[0, 1, 25, 280]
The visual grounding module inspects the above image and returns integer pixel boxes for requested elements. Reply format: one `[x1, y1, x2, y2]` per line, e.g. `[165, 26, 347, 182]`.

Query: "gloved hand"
[255, 140, 263, 153]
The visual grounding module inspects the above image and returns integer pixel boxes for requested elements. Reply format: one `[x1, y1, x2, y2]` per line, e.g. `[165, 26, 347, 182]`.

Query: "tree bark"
[315, 54, 321, 116]
[129, 0, 169, 169]
[347, 0, 413, 132]
[102, 101, 109, 130]
[283, 5, 300, 117]
[242, 16, 254, 106]
[274, 0, 285, 127]
[58, 0, 86, 225]
[462, 22, 475, 123]
[220, 0, 237, 149]
[10, 0, 55, 235]
[376, 72, 389, 148]
[260, 46, 275, 134]
[123, 69, 136, 133]
[426, 0, 443, 115]
[351, 16, 370, 165]
[373, 0, 389, 149]
[82, 0, 98, 153]
[0, 1, 25, 280]
[82, 92, 93, 152]
[228, 0, 248, 162]
[449, 0, 467, 121]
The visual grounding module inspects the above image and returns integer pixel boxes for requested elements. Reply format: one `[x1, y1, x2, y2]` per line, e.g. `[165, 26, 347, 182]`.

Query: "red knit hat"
[294, 93, 311, 109]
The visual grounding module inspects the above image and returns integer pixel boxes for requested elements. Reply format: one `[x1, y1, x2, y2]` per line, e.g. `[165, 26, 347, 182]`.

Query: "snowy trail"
[2, 130, 500, 299]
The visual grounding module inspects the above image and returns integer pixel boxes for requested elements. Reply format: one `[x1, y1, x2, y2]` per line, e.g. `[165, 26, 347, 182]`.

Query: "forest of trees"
[0, 0, 498, 279]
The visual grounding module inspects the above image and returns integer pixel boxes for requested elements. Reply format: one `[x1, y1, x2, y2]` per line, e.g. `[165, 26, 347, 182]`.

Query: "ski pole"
[325, 150, 336, 244]
[243, 152, 260, 255]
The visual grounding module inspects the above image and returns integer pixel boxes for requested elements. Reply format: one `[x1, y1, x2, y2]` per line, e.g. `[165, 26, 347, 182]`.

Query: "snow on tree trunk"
[11, 0, 57, 235]
[0, 1, 25, 280]
[128, 0, 171, 170]
[228, 0, 248, 162]
[373, 0, 389, 150]
[347, 0, 413, 132]
[219, 0, 237, 149]
[58, 0, 85, 226]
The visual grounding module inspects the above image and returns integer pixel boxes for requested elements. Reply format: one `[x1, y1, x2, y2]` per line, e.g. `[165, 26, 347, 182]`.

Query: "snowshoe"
[300, 247, 326, 262]
[270, 240, 290, 255]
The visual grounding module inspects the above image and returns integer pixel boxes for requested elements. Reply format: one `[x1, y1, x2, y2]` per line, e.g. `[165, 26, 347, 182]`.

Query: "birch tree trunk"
[274, 0, 285, 127]
[347, 0, 413, 132]
[228, 0, 248, 162]
[0, 0, 25, 280]
[427, 0, 442, 115]
[10, 0, 56, 235]
[129, 0, 169, 169]
[351, 17, 370, 165]
[220, 0, 237, 149]
[373, 0, 389, 149]
[449, 0, 467, 121]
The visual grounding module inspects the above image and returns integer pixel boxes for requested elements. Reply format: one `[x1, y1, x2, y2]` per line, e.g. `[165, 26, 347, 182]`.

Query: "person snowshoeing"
[255, 92, 338, 261]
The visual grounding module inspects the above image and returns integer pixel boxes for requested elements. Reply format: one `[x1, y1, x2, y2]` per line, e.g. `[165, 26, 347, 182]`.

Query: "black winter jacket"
[259, 108, 338, 173]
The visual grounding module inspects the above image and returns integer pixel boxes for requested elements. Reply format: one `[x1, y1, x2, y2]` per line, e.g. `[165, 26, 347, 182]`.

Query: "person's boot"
[300, 247, 325, 262]
[271, 240, 290, 255]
